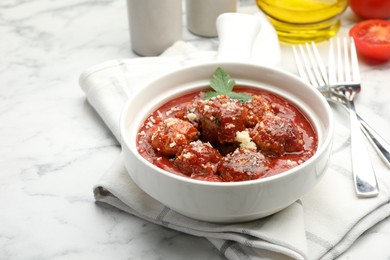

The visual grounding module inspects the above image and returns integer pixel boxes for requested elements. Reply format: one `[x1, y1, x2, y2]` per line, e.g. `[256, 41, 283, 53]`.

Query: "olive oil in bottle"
[256, 0, 348, 44]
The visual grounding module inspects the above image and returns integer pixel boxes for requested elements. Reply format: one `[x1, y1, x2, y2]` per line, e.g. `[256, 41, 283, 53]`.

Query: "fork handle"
[359, 118, 390, 168]
[348, 100, 379, 197]
[333, 98, 390, 169]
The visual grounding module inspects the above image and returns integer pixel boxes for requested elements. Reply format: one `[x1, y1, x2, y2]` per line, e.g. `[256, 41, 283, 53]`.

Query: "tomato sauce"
[136, 86, 317, 182]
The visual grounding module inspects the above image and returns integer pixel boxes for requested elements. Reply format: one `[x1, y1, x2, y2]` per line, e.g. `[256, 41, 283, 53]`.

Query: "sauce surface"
[136, 86, 317, 182]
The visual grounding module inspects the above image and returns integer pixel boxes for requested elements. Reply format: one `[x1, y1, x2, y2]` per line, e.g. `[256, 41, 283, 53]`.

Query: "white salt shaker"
[126, 0, 182, 56]
[185, 0, 237, 37]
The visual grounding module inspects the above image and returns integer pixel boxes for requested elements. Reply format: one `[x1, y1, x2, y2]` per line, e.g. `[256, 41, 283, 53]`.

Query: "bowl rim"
[120, 61, 334, 187]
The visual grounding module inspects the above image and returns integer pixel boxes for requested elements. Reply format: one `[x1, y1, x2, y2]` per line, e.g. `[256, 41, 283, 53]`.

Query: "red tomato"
[349, 19, 390, 61]
[350, 0, 390, 19]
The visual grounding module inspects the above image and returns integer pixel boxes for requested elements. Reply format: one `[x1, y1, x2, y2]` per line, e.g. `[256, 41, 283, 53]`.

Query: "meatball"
[250, 113, 304, 157]
[173, 140, 222, 176]
[197, 95, 246, 144]
[150, 118, 199, 157]
[242, 95, 274, 127]
[174, 99, 202, 128]
[219, 148, 270, 182]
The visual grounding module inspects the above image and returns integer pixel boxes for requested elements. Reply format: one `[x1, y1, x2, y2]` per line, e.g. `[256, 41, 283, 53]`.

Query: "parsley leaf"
[205, 67, 252, 103]
[227, 91, 252, 103]
[210, 67, 235, 94]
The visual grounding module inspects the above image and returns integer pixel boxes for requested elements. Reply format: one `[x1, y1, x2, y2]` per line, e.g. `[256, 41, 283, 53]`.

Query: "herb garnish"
[204, 67, 252, 103]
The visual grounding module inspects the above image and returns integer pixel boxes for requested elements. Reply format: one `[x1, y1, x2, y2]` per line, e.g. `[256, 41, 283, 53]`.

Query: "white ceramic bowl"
[120, 62, 334, 223]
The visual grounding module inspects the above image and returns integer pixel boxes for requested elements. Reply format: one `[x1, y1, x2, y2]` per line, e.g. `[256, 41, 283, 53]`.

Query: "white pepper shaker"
[185, 0, 237, 37]
[127, 0, 182, 56]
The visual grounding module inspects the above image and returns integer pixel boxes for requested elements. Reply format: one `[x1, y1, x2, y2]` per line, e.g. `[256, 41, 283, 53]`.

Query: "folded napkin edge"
[78, 56, 189, 93]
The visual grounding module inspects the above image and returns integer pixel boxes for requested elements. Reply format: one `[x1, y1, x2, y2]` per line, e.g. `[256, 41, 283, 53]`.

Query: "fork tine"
[311, 42, 328, 85]
[299, 44, 319, 87]
[305, 43, 326, 87]
[292, 45, 309, 83]
[350, 37, 361, 84]
[329, 37, 361, 86]
[336, 38, 344, 83]
[292, 45, 317, 87]
[344, 37, 352, 83]
[328, 39, 336, 85]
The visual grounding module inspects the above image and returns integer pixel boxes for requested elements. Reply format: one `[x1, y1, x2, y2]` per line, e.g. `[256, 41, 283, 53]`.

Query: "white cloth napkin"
[79, 41, 390, 260]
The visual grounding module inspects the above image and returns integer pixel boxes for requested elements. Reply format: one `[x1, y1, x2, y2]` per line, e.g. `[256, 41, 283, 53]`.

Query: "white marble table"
[1, 0, 390, 259]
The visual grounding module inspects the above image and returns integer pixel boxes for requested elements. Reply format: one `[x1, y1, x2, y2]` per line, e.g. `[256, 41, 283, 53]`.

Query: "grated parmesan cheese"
[165, 118, 177, 127]
[182, 152, 193, 159]
[235, 130, 256, 149]
[225, 123, 235, 129]
[187, 112, 197, 121]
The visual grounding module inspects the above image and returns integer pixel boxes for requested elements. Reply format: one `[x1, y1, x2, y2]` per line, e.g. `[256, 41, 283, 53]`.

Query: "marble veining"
[1, 0, 389, 259]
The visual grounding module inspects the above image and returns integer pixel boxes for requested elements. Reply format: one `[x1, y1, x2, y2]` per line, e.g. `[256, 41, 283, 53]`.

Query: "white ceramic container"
[119, 13, 334, 223]
[186, 0, 237, 37]
[127, 0, 182, 56]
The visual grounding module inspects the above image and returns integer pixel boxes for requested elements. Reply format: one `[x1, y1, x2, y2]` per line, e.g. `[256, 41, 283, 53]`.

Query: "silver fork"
[292, 42, 390, 170]
[329, 37, 379, 197]
[293, 38, 379, 197]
